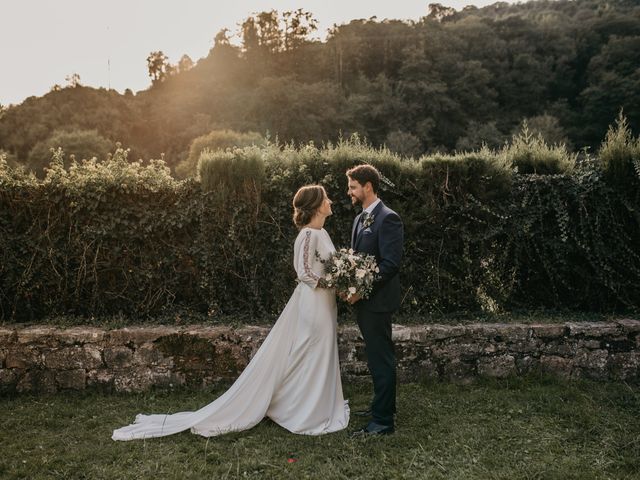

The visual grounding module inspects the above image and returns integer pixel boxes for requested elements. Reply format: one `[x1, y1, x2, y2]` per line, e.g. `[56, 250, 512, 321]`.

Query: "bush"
[0, 147, 200, 320]
[502, 124, 576, 175]
[2, 126, 640, 322]
[175, 129, 266, 178]
[26, 129, 114, 177]
[385, 130, 423, 158]
[599, 111, 640, 196]
[512, 114, 572, 150]
[0, 149, 19, 169]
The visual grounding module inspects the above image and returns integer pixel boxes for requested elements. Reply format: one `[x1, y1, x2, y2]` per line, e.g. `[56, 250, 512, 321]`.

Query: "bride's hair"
[293, 185, 326, 229]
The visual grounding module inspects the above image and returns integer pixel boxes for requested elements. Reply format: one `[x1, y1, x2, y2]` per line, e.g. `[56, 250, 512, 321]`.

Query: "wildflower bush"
[1, 116, 639, 322]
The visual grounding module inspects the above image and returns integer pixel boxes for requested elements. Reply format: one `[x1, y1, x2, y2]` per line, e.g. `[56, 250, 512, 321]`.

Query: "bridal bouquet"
[321, 248, 379, 300]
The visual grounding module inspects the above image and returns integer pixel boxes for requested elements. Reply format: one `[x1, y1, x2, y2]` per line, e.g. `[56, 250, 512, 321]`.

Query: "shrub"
[599, 111, 640, 196]
[2, 125, 640, 322]
[512, 114, 572, 150]
[385, 130, 423, 158]
[175, 129, 266, 178]
[26, 129, 114, 177]
[502, 123, 576, 175]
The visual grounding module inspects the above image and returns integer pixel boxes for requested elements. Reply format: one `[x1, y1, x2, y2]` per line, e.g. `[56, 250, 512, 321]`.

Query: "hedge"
[1, 121, 639, 322]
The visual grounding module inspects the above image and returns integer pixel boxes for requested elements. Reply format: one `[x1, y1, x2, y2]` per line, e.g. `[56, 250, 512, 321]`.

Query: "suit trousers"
[355, 306, 396, 426]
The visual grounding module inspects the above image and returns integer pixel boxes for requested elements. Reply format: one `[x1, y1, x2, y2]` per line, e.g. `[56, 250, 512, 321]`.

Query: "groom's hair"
[346, 164, 380, 194]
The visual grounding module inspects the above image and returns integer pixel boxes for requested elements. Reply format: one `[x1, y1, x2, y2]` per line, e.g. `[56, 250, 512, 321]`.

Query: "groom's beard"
[350, 195, 363, 206]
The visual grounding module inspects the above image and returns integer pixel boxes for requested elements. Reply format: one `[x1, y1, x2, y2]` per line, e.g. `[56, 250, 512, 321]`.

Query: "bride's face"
[318, 194, 333, 217]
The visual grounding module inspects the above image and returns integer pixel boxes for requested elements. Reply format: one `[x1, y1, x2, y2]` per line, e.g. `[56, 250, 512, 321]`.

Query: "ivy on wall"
[1, 118, 639, 322]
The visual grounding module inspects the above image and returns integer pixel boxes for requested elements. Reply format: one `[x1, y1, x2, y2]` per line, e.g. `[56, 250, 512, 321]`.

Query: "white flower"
[324, 248, 379, 300]
[362, 213, 375, 228]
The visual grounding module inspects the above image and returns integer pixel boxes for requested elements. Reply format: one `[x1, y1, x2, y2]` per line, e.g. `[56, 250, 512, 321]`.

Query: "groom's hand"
[347, 293, 361, 304]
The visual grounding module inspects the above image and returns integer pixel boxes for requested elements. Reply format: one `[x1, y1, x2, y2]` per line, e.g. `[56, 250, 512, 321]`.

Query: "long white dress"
[112, 227, 349, 441]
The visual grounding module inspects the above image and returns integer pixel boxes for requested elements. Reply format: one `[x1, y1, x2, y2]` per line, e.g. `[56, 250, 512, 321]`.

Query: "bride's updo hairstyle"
[293, 185, 326, 229]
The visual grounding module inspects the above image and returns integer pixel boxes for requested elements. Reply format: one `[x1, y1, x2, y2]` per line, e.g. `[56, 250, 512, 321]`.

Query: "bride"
[112, 185, 350, 440]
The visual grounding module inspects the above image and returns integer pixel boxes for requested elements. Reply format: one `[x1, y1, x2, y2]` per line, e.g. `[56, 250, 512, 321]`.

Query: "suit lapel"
[355, 201, 384, 250]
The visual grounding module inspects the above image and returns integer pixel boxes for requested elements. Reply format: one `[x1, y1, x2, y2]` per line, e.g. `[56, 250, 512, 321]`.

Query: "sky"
[1, 0, 516, 107]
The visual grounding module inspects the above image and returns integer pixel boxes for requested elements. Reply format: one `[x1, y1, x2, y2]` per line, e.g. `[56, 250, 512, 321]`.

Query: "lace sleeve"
[296, 229, 321, 288]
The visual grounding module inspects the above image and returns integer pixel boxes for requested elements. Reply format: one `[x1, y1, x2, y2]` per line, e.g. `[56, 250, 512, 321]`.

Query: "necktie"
[357, 212, 367, 237]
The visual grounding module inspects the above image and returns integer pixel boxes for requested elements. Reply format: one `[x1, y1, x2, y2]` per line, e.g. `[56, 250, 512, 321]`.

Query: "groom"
[345, 164, 404, 436]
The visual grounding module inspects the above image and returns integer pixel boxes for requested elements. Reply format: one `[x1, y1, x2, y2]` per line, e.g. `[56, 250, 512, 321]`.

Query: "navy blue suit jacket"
[351, 201, 404, 313]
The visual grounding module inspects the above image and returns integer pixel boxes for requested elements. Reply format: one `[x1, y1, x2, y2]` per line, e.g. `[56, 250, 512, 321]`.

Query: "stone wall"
[1, 320, 638, 394]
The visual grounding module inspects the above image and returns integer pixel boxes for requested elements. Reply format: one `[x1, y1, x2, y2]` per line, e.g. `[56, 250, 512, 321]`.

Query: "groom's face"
[347, 178, 366, 206]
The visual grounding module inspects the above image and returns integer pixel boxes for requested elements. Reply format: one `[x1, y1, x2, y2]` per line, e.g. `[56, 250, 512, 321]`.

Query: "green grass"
[1, 377, 639, 479]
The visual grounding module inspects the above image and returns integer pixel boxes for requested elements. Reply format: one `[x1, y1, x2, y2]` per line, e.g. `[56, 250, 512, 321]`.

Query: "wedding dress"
[112, 227, 349, 440]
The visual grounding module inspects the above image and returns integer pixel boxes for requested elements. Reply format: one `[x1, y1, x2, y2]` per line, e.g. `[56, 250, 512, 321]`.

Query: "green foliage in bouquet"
[320, 248, 379, 300]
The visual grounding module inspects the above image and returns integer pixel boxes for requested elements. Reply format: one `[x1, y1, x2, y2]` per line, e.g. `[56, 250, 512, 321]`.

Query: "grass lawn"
[1, 376, 638, 479]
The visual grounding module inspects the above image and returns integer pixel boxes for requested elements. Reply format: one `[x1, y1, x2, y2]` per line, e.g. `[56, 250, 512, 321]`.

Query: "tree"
[214, 28, 231, 47]
[456, 121, 505, 151]
[255, 10, 283, 54]
[2, 0, 640, 165]
[385, 130, 423, 158]
[427, 3, 456, 22]
[241, 10, 283, 56]
[580, 36, 640, 144]
[65, 73, 81, 88]
[342, 74, 408, 146]
[178, 54, 194, 73]
[283, 9, 318, 51]
[146, 51, 170, 84]
[240, 17, 260, 54]
[243, 77, 345, 144]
